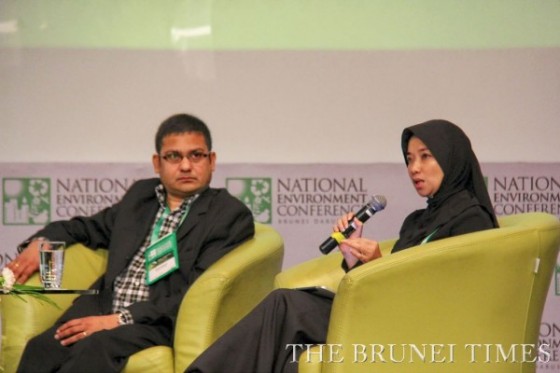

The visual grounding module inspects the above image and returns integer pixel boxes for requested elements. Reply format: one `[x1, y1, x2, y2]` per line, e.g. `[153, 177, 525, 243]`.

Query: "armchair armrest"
[173, 223, 284, 372]
[274, 239, 397, 292]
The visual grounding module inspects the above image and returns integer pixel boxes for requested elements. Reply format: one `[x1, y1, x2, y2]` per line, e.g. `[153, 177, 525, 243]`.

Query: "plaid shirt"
[112, 184, 197, 324]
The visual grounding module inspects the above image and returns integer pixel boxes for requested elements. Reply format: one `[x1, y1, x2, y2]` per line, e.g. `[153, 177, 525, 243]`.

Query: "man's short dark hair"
[155, 113, 212, 153]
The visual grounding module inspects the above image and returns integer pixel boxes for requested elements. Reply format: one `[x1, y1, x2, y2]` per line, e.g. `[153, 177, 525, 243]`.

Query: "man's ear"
[209, 152, 217, 172]
[152, 154, 161, 174]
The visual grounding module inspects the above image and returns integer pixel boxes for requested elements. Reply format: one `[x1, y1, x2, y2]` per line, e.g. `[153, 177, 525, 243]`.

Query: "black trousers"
[16, 295, 171, 373]
[185, 288, 333, 373]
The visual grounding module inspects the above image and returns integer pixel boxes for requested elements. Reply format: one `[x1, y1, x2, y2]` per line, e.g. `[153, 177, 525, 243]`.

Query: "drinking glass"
[39, 240, 65, 289]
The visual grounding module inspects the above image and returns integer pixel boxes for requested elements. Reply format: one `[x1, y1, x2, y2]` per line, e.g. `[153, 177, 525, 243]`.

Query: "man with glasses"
[11, 113, 255, 372]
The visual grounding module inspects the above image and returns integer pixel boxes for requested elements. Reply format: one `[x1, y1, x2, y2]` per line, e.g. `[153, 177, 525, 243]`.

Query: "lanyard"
[150, 204, 191, 244]
[421, 227, 439, 245]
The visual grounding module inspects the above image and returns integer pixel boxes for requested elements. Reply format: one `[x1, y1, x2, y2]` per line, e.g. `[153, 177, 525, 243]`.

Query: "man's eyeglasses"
[160, 151, 211, 164]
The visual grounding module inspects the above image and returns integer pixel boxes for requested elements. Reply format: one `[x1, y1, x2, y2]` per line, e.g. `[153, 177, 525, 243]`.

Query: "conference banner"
[1, 161, 559, 370]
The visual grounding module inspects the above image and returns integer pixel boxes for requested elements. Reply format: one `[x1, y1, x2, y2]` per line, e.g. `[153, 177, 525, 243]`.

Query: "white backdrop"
[1, 48, 559, 165]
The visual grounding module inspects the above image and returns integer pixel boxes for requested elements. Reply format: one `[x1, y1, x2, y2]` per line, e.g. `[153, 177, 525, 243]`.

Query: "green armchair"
[274, 212, 560, 373]
[1, 222, 284, 373]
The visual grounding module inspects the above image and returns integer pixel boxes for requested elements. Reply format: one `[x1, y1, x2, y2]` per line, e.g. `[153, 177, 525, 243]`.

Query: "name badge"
[145, 231, 180, 285]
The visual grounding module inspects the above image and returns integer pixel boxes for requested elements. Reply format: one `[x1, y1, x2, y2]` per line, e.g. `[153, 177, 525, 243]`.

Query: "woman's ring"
[82, 331, 87, 337]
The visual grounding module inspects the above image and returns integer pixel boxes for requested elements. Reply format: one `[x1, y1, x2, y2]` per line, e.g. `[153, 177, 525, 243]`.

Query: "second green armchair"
[274, 212, 560, 373]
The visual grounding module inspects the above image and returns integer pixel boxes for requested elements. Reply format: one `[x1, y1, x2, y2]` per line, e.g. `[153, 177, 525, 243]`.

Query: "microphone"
[319, 195, 387, 254]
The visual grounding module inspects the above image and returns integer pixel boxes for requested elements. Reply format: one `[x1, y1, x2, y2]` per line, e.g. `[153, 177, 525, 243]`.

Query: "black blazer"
[28, 178, 255, 328]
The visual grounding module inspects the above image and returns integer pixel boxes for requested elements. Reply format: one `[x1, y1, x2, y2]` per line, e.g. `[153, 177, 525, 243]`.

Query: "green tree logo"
[226, 178, 272, 224]
[3, 178, 51, 225]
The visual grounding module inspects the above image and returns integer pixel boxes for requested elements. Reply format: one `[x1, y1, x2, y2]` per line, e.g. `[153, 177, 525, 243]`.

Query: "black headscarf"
[392, 119, 498, 252]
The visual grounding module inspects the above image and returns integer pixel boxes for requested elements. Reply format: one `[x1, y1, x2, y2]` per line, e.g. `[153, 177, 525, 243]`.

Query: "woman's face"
[406, 136, 444, 198]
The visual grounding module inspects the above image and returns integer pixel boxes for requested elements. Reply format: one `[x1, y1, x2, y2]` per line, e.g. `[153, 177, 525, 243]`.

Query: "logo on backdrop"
[489, 176, 560, 217]
[3, 178, 51, 225]
[226, 178, 272, 224]
[276, 177, 369, 225]
[226, 177, 370, 225]
[54, 177, 131, 218]
[2, 177, 136, 226]
[539, 322, 560, 369]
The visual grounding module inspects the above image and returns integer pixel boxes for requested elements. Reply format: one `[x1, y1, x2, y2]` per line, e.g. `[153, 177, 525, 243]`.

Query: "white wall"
[2, 48, 559, 165]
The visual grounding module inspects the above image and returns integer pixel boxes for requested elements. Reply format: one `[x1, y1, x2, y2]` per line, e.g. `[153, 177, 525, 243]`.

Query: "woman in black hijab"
[392, 119, 498, 252]
[186, 119, 498, 373]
